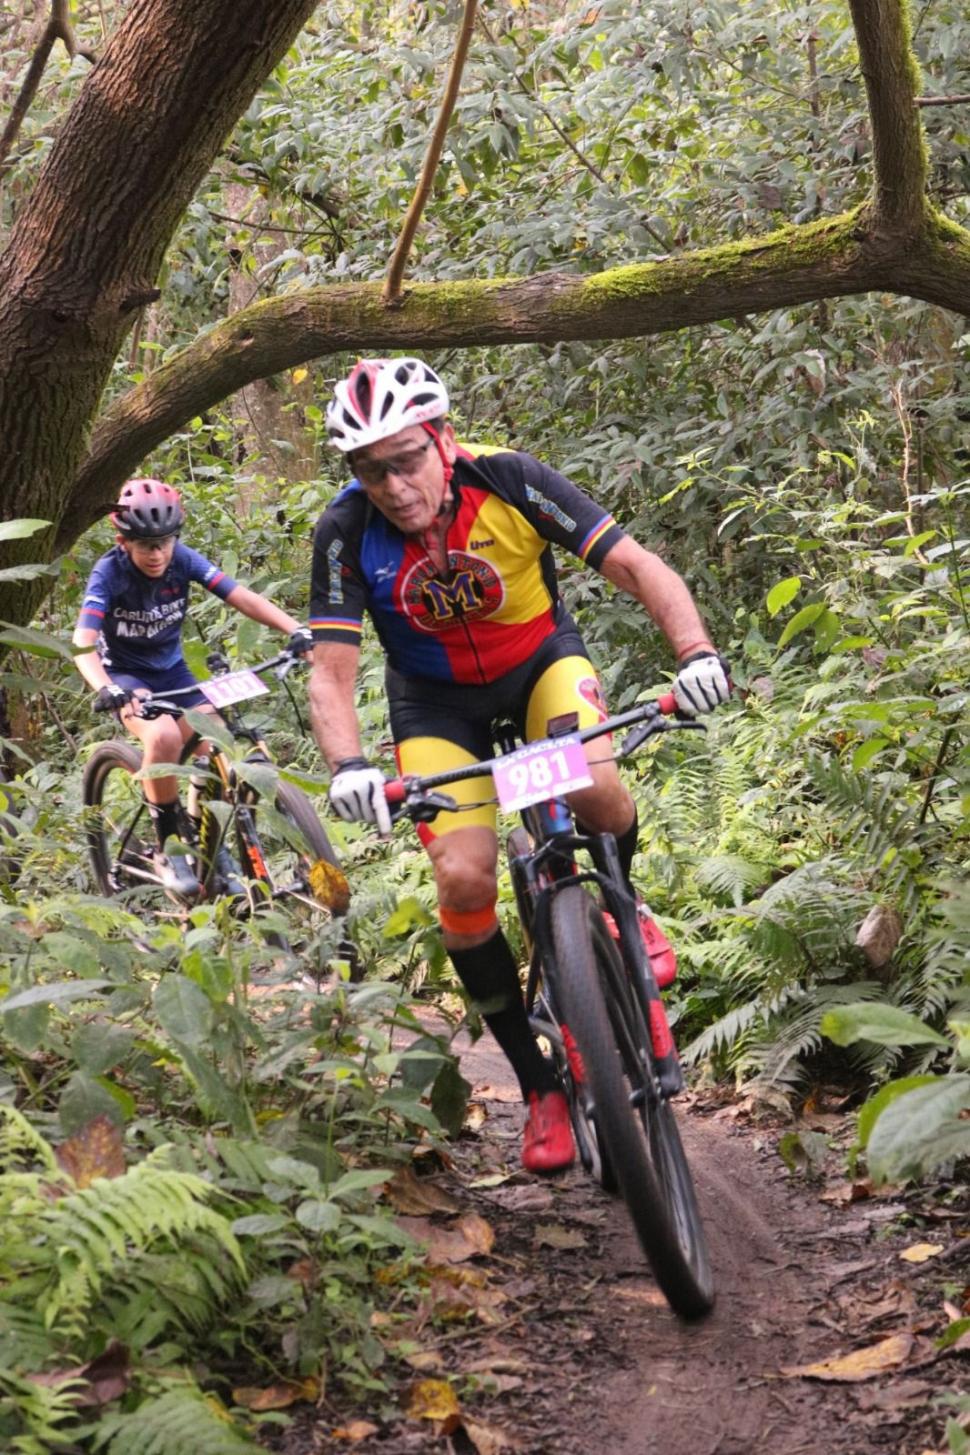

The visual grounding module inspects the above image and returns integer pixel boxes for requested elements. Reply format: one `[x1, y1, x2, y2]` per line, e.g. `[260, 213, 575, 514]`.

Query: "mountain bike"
[82, 649, 349, 935]
[385, 693, 714, 1319]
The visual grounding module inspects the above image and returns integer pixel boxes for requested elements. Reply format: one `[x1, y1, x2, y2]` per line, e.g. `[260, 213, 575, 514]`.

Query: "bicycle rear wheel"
[82, 740, 173, 905]
[549, 883, 714, 1318]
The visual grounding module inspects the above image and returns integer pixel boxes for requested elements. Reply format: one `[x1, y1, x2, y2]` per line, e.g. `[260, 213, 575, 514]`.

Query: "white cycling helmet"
[326, 358, 450, 452]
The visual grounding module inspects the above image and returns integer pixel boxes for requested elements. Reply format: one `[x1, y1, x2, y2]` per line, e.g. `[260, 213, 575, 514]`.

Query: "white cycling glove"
[673, 651, 731, 716]
[329, 757, 392, 835]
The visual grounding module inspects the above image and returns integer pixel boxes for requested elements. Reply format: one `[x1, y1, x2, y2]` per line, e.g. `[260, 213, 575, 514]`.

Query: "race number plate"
[492, 735, 592, 812]
[199, 669, 270, 709]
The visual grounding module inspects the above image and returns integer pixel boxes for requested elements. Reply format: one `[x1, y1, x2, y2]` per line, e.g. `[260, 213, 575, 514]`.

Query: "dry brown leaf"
[402, 1349, 446, 1373]
[533, 1222, 586, 1251]
[899, 1242, 945, 1264]
[55, 1116, 126, 1187]
[233, 1377, 319, 1410]
[398, 1212, 495, 1264]
[782, 1332, 913, 1382]
[406, 1377, 461, 1424]
[384, 1166, 460, 1217]
[464, 1416, 516, 1453]
[464, 1101, 489, 1131]
[819, 1180, 873, 1205]
[28, 1339, 130, 1409]
[331, 1420, 380, 1442]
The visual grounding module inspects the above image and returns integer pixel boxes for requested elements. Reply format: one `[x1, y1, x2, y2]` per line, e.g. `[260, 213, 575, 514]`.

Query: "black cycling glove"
[93, 684, 133, 715]
[285, 626, 314, 656]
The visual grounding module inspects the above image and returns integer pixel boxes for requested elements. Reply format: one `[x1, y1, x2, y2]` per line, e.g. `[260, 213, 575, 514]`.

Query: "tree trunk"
[0, 0, 319, 623]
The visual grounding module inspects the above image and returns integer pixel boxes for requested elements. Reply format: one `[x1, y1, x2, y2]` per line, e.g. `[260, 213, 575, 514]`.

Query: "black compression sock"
[146, 798, 182, 849]
[615, 810, 639, 885]
[449, 928, 558, 1098]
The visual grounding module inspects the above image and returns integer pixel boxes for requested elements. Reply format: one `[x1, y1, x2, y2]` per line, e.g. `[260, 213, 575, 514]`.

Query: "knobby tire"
[549, 884, 714, 1319]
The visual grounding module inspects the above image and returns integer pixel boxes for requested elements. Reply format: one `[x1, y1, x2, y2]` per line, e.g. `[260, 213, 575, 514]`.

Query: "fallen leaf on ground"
[533, 1222, 587, 1251]
[406, 1377, 461, 1428]
[900, 1242, 944, 1264]
[398, 1212, 495, 1263]
[384, 1166, 461, 1216]
[55, 1115, 126, 1186]
[464, 1101, 489, 1131]
[28, 1340, 130, 1408]
[330, 1420, 379, 1442]
[782, 1332, 913, 1381]
[487, 1183, 555, 1213]
[820, 1180, 873, 1205]
[464, 1416, 517, 1453]
[233, 1377, 319, 1410]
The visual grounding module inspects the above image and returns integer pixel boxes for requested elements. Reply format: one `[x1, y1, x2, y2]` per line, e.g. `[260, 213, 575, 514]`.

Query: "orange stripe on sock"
[438, 903, 499, 936]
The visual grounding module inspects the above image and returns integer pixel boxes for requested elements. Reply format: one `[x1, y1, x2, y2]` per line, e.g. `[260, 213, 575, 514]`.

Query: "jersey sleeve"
[180, 544, 237, 600]
[513, 454, 625, 569]
[309, 503, 368, 648]
[76, 556, 113, 632]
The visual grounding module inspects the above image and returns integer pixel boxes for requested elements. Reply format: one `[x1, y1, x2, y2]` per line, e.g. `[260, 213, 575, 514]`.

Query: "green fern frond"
[0, 1365, 81, 1453]
[93, 1385, 260, 1455]
[0, 1105, 58, 1176]
[40, 1163, 244, 1332]
[743, 982, 887, 1086]
[693, 853, 771, 907]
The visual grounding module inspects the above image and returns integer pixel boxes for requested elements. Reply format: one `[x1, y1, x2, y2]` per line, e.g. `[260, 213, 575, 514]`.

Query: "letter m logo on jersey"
[421, 571, 481, 621]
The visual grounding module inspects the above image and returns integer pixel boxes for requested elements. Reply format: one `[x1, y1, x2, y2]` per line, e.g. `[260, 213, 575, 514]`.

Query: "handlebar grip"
[384, 778, 407, 805]
[658, 691, 678, 715]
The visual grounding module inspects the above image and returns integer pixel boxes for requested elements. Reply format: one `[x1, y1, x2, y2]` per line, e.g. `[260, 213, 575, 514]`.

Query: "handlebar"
[128, 647, 306, 720]
[383, 693, 702, 822]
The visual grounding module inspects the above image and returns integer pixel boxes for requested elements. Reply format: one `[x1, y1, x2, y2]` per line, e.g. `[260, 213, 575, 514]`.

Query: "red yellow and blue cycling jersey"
[309, 445, 625, 685]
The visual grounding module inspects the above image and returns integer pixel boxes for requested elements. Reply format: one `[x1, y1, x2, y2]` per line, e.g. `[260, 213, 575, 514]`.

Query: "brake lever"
[619, 715, 705, 757]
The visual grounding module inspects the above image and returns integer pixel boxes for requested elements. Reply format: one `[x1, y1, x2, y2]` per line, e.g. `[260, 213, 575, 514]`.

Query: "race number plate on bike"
[492, 735, 593, 812]
[199, 670, 270, 709]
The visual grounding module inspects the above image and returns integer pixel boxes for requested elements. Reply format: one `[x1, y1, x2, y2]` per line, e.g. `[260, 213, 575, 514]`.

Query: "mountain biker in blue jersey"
[73, 478, 312, 896]
[309, 359, 731, 1175]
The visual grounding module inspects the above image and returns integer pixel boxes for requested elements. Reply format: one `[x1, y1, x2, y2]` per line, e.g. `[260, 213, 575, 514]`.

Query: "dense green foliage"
[1, 0, 968, 1446]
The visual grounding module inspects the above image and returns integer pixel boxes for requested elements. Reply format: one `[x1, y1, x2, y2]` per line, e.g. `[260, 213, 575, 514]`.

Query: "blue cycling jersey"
[76, 543, 237, 675]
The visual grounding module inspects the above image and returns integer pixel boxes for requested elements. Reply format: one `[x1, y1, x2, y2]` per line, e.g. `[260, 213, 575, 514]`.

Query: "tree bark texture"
[0, 0, 319, 620]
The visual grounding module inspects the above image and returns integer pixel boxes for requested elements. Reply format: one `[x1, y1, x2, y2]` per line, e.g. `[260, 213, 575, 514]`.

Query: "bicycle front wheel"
[549, 884, 714, 1318]
[82, 740, 171, 905]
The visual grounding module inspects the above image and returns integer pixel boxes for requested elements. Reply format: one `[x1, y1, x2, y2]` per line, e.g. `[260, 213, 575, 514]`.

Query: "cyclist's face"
[352, 424, 456, 534]
[121, 534, 178, 577]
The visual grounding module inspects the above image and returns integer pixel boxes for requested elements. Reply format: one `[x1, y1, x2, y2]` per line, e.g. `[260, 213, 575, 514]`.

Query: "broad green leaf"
[153, 974, 215, 1046]
[0, 623, 75, 660]
[295, 1199, 342, 1232]
[430, 1060, 471, 1138]
[0, 518, 50, 542]
[851, 738, 889, 771]
[328, 1167, 394, 1200]
[856, 1075, 937, 1148]
[821, 1003, 949, 1050]
[71, 1022, 137, 1075]
[0, 563, 60, 582]
[232, 1213, 290, 1236]
[58, 1071, 125, 1133]
[766, 577, 801, 616]
[777, 602, 825, 648]
[3, 978, 113, 1012]
[383, 896, 434, 937]
[866, 1076, 970, 1183]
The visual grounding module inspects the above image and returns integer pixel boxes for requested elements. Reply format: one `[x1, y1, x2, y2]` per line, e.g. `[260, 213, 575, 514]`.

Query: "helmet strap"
[421, 422, 455, 518]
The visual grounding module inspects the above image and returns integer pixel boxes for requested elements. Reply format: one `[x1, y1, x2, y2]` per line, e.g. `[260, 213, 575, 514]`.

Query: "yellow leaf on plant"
[406, 1378, 460, 1422]
[899, 1242, 944, 1264]
[782, 1332, 913, 1382]
[292, 367, 309, 384]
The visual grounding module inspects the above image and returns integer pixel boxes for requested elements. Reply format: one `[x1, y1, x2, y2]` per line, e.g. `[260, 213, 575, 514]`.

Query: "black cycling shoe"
[151, 850, 201, 898]
[212, 844, 246, 898]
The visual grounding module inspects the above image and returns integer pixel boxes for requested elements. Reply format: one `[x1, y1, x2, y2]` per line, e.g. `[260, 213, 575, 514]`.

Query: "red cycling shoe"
[522, 1090, 575, 1174]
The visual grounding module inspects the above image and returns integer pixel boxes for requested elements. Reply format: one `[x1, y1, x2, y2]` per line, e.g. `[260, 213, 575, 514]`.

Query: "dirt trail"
[308, 1028, 957, 1455]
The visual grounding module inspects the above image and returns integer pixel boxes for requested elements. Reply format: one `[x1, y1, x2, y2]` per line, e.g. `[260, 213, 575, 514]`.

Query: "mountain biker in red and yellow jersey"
[308, 359, 730, 1173]
[74, 478, 311, 896]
